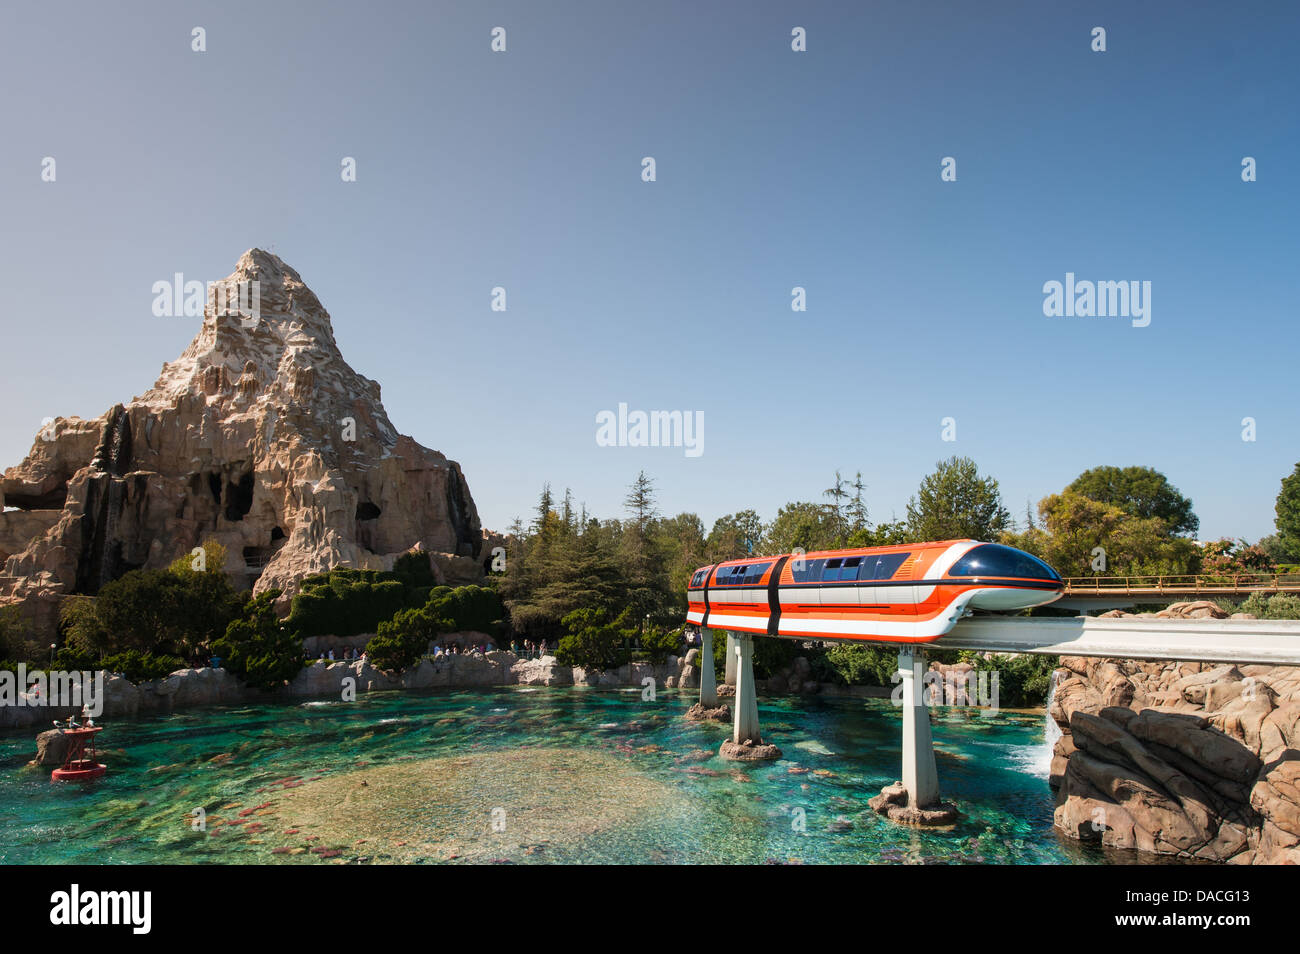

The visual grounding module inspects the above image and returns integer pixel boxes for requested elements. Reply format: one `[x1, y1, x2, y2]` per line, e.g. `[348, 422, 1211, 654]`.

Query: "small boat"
[50, 718, 107, 783]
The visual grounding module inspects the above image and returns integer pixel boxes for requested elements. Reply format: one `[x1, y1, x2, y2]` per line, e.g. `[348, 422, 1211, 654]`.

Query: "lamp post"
[49, 643, 56, 668]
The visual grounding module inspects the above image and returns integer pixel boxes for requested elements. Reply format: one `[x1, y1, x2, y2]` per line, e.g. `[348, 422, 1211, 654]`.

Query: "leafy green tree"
[366, 607, 445, 670]
[90, 567, 241, 659]
[213, 590, 303, 689]
[764, 501, 840, 554]
[1005, 489, 1197, 577]
[906, 456, 1011, 542]
[554, 606, 635, 671]
[706, 510, 763, 561]
[1067, 466, 1198, 536]
[1275, 463, 1300, 560]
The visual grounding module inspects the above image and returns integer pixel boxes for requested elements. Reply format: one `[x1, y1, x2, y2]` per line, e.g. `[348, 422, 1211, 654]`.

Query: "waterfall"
[1041, 669, 1063, 774]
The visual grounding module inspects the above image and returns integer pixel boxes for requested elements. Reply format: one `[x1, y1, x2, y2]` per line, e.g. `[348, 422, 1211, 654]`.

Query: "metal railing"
[1061, 573, 1300, 594]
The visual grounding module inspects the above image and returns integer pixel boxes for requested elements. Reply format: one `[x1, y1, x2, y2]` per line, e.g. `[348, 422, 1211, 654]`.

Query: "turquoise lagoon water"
[0, 687, 1115, 864]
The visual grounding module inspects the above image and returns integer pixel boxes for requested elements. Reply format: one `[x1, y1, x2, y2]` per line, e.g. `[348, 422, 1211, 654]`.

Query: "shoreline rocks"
[1050, 655, 1300, 864]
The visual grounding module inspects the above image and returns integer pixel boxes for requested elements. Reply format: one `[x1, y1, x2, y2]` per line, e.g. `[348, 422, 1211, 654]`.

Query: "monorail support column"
[685, 628, 730, 722]
[718, 633, 781, 760]
[698, 629, 718, 709]
[723, 632, 738, 686]
[868, 649, 958, 825]
[898, 650, 939, 808]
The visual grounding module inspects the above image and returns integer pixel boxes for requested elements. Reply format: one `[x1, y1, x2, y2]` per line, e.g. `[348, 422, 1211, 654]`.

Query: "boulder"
[1050, 652, 1300, 863]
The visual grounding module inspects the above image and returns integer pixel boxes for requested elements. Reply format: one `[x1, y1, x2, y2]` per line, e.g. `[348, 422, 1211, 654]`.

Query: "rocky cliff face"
[1050, 652, 1300, 864]
[1, 250, 484, 621]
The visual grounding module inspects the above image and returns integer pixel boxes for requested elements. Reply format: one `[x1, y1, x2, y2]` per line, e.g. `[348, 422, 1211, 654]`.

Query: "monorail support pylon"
[699, 628, 718, 708]
[723, 632, 738, 686]
[718, 632, 781, 760]
[898, 649, 940, 808]
[868, 649, 959, 825]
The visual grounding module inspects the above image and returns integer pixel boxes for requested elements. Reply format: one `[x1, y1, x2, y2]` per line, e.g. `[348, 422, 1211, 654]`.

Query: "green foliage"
[0, 604, 36, 664]
[555, 607, 635, 672]
[213, 590, 304, 690]
[287, 555, 437, 637]
[1005, 489, 1198, 578]
[763, 501, 842, 555]
[1219, 592, 1300, 620]
[639, 625, 684, 664]
[753, 636, 798, 679]
[819, 644, 901, 687]
[956, 652, 1060, 708]
[49, 645, 185, 682]
[366, 608, 441, 671]
[906, 456, 1011, 543]
[66, 565, 242, 659]
[167, 538, 229, 576]
[425, 585, 503, 635]
[361, 585, 504, 670]
[1275, 463, 1300, 562]
[1067, 465, 1198, 536]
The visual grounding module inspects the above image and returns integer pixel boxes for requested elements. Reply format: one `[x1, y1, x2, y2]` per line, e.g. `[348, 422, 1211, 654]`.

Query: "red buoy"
[51, 724, 106, 783]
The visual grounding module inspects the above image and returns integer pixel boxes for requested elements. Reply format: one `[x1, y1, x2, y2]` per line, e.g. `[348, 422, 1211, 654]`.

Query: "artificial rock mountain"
[0, 250, 484, 631]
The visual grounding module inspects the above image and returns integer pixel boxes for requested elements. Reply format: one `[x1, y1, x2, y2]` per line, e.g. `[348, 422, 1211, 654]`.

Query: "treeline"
[500, 457, 1292, 640]
[497, 457, 1300, 694]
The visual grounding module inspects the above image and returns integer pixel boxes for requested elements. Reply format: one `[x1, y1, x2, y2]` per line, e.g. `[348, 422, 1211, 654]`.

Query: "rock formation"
[1050, 654, 1300, 864]
[0, 250, 484, 630]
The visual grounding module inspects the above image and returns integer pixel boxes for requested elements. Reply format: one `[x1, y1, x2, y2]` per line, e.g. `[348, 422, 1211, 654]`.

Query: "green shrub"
[956, 652, 1060, 708]
[366, 608, 446, 671]
[1224, 592, 1300, 620]
[640, 626, 684, 664]
[820, 644, 900, 687]
[285, 555, 441, 637]
[555, 607, 634, 672]
[213, 590, 304, 690]
[426, 585, 503, 635]
[97, 651, 186, 683]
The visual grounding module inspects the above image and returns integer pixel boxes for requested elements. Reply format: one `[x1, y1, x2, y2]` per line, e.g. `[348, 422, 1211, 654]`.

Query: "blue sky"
[2, 1, 1296, 541]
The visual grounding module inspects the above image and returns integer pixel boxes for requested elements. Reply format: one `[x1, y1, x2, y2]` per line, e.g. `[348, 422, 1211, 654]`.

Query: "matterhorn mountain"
[0, 249, 484, 629]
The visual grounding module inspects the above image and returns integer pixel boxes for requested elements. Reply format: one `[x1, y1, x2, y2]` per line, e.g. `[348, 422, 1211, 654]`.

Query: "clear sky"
[2, 1, 1296, 541]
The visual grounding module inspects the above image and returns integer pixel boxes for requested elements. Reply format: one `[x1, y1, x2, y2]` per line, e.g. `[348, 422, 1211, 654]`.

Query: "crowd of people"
[298, 639, 554, 667]
[508, 639, 548, 659]
[309, 647, 366, 663]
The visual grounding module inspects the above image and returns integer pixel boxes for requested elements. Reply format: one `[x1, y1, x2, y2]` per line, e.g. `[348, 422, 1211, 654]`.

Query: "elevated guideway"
[932, 615, 1300, 667]
[696, 615, 1300, 822]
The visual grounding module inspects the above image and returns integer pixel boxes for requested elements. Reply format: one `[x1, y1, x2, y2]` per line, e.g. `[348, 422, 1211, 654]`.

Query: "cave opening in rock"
[208, 473, 222, 504]
[224, 472, 254, 522]
[3, 485, 69, 510]
[271, 526, 285, 541]
[356, 502, 382, 521]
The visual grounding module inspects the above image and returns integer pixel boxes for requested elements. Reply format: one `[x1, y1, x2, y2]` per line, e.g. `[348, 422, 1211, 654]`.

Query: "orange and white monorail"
[686, 540, 1063, 644]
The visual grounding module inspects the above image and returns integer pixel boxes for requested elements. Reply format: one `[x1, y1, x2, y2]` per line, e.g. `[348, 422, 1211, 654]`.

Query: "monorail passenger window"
[791, 557, 826, 583]
[859, 552, 909, 581]
[743, 561, 772, 585]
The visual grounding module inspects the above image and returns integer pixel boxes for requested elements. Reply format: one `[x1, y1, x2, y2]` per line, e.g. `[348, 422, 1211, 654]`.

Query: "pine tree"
[847, 471, 870, 533]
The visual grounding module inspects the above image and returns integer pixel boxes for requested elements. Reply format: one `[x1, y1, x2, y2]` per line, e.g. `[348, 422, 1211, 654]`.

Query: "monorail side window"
[860, 552, 909, 581]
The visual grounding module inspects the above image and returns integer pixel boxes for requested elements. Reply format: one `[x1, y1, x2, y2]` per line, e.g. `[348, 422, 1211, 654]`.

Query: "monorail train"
[686, 540, 1063, 644]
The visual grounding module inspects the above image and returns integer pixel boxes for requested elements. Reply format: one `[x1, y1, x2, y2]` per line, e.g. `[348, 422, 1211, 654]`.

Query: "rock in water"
[1, 249, 484, 621]
[1049, 656, 1300, 863]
